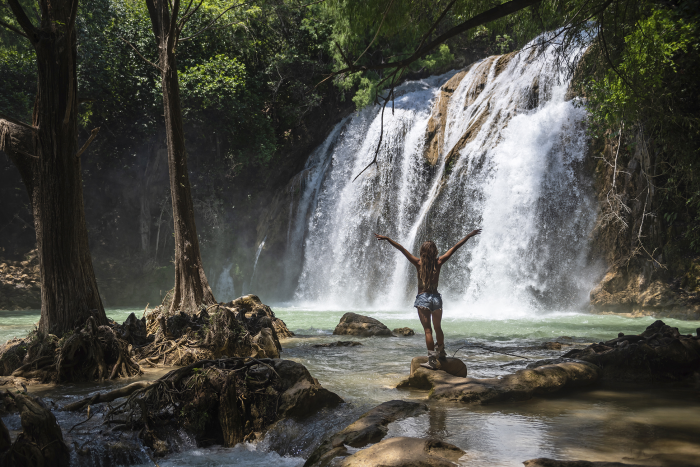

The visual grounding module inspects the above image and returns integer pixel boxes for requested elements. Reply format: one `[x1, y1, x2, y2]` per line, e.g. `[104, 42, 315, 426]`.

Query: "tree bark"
[146, 0, 216, 313]
[1, 0, 107, 336]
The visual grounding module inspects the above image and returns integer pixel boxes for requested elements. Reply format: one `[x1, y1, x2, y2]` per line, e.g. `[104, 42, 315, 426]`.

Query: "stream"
[2, 307, 700, 466]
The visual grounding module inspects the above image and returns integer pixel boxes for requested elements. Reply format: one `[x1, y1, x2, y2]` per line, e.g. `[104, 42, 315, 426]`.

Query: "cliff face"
[0, 250, 40, 310]
[588, 130, 700, 319]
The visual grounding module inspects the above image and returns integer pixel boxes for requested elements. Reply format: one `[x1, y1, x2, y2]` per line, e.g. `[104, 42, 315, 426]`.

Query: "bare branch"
[414, 0, 457, 52]
[177, 0, 203, 30]
[317, 0, 543, 88]
[0, 18, 28, 38]
[179, 1, 251, 42]
[76, 127, 100, 159]
[117, 36, 163, 72]
[334, 41, 352, 67]
[5, 0, 37, 41]
[353, 0, 396, 65]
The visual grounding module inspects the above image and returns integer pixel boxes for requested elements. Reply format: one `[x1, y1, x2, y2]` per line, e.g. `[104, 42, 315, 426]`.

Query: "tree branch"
[178, 1, 250, 42]
[353, 0, 396, 65]
[75, 127, 100, 159]
[67, 0, 79, 35]
[319, 0, 543, 86]
[5, 0, 37, 41]
[117, 36, 163, 72]
[0, 18, 28, 38]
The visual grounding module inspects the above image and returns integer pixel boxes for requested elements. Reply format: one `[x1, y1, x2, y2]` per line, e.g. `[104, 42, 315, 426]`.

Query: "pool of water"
[2, 307, 700, 466]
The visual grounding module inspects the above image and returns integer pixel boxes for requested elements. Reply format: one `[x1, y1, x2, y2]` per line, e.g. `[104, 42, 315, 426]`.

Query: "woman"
[374, 229, 481, 369]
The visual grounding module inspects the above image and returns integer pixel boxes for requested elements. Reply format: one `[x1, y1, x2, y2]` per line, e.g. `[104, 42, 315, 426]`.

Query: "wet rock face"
[340, 437, 466, 467]
[333, 313, 393, 337]
[0, 250, 41, 310]
[393, 327, 415, 337]
[555, 320, 700, 382]
[0, 393, 70, 467]
[304, 400, 428, 467]
[398, 361, 600, 404]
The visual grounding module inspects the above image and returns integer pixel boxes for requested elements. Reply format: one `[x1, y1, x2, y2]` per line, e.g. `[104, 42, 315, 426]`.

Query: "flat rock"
[340, 437, 465, 467]
[397, 361, 600, 404]
[410, 356, 467, 378]
[524, 459, 656, 467]
[333, 313, 393, 337]
[313, 341, 362, 348]
[393, 327, 415, 336]
[304, 400, 428, 467]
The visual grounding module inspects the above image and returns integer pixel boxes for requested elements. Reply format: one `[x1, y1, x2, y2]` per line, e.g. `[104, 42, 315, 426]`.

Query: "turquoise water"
[2, 308, 700, 466]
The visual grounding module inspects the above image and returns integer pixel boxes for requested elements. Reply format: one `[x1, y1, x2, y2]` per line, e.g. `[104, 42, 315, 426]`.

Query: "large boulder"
[274, 359, 344, 419]
[333, 313, 393, 337]
[0, 393, 70, 467]
[397, 361, 600, 404]
[550, 320, 700, 381]
[410, 356, 467, 377]
[304, 400, 428, 467]
[340, 437, 465, 467]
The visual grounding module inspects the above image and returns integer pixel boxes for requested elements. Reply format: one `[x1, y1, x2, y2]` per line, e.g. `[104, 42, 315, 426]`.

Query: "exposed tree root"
[0, 315, 144, 383]
[136, 294, 294, 366]
[101, 356, 341, 456]
[63, 381, 154, 412]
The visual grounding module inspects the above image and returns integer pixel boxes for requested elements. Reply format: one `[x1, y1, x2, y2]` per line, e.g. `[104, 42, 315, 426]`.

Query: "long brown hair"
[419, 241, 439, 289]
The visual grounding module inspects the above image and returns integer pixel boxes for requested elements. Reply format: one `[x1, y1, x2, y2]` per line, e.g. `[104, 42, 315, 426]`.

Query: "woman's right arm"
[374, 233, 419, 266]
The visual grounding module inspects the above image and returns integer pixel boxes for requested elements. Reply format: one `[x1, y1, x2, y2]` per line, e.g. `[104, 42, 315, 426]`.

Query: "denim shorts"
[413, 292, 443, 311]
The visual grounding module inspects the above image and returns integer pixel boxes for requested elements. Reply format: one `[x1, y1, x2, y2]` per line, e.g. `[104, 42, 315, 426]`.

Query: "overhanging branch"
[76, 127, 100, 159]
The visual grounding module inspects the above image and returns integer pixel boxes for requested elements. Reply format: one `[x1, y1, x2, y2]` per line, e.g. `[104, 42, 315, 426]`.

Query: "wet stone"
[393, 327, 415, 336]
[333, 313, 393, 337]
[313, 341, 362, 348]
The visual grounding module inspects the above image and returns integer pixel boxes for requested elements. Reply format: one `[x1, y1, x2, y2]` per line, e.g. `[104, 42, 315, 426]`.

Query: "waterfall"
[287, 36, 598, 315]
[250, 236, 267, 290]
[216, 263, 236, 302]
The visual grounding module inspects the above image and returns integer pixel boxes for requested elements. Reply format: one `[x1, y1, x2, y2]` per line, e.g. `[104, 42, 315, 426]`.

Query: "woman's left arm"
[438, 229, 481, 264]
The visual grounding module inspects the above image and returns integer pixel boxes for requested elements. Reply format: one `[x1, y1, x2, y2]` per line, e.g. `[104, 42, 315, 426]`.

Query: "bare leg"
[417, 307, 434, 351]
[431, 309, 444, 350]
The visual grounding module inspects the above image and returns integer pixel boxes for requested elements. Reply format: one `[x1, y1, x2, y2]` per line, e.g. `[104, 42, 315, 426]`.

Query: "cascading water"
[282, 37, 599, 315]
[215, 262, 236, 302]
[249, 236, 267, 290]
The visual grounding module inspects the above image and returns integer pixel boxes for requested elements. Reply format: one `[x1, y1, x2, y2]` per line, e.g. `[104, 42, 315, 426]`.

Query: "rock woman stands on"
[374, 230, 481, 369]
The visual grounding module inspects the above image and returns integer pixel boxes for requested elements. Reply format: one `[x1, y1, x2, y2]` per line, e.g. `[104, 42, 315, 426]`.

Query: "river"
[2, 307, 700, 466]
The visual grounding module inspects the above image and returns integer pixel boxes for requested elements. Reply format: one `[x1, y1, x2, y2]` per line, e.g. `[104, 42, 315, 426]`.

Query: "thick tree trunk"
[160, 48, 216, 313]
[1, 0, 107, 336]
[146, 0, 215, 313]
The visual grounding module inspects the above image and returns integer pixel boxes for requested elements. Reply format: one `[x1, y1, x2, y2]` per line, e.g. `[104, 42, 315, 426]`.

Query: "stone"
[397, 361, 600, 404]
[304, 400, 428, 467]
[543, 342, 562, 350]
[333, 313, 393, 337]
[340, 437, 465, 467]
[393, 327, 415, 336]
[558, 320, 700, 381]
[524, 459, 654, 467]
[313, 341, 362, 348]
[410, 356, 467, 378]
[273, 359, 344, 419]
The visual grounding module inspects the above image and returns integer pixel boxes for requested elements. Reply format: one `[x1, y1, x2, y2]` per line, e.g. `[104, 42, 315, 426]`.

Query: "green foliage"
[583, 2, 700, 252]
[0, 48, 35, 122]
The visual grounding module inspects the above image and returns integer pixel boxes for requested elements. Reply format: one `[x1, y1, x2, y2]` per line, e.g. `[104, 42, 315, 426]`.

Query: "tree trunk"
[146, 0, 215, 313]
[1, 0, 107, 336]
